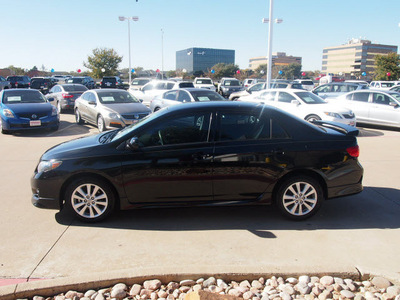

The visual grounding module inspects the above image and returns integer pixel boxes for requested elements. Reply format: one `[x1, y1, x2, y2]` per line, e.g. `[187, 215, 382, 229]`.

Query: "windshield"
[2, 90, 46, 104]
[294, 91, 326, 104]
[131, 79, 150, 86]
[223, 80, 240, 86]
[389, 92, 400, 102]
[68, 78, 84, 84]
[382, 82, 394, 88]
[190, 90, 225, 101]
[97, 90, 140, 104]
[112, 112, 157, 141]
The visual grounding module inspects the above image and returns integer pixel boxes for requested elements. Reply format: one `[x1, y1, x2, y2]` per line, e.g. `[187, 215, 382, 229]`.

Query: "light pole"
[161, 28, 164, 80]
[119, 16, 139, 84]
[262, 0, 282, 88]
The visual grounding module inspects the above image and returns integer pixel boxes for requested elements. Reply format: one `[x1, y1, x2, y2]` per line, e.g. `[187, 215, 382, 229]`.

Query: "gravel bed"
[30, 276, 400, 300]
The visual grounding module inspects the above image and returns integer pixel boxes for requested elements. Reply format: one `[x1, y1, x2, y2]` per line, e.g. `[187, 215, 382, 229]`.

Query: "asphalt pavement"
[0, 113, 399, 298]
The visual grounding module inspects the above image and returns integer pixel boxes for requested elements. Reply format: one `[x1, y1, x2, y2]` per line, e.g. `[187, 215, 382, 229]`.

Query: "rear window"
[63, 85, 88, 92]
[131, 79, 150, 86]
[178, 82, 194, 88]
[103, 77, 116, 83]
[223, 80, 240, 86]
[195, 79, 212, 84]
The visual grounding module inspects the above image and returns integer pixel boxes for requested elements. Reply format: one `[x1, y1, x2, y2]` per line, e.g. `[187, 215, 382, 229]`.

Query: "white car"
[329, 89, 400, 128]
[128, 77, 152, 92]
[369, 81, 396, 89]
[128, 80, 176, 106]
[239, 88, 356, 126]
[150, 88, 225, 112]
[193, 77, 216, 91]
[292, 79, 315, 91]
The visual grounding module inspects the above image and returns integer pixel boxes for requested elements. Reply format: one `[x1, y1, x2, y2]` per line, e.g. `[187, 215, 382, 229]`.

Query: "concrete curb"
[1, 264, 388, 300]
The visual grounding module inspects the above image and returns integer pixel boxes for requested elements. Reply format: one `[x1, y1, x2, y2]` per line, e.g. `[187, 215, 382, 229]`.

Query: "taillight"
[346, 145, 359, 158]
[62, 93, 73, 99]
[15, 83, 18, 87]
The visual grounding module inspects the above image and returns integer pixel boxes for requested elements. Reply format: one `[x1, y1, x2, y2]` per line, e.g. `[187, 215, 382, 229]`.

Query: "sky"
[2, 0, 400, 74]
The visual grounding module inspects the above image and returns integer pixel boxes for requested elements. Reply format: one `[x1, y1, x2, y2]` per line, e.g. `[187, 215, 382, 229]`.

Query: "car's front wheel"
[305, 114, 321, 122]
[65, 177, 115, 222]
[97, 115, 106, 132]
[275, 175, 323, 220]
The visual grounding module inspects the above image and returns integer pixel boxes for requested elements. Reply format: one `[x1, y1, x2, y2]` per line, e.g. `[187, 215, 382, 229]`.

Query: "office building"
[249, 52, 302, 70]
[176, 47, 235, 74]
[322, 39, 398, 77]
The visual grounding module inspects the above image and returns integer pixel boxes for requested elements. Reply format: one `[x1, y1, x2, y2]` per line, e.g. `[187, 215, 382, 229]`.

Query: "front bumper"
[31, 173, 62, 210]
[2, 115, 59, 131]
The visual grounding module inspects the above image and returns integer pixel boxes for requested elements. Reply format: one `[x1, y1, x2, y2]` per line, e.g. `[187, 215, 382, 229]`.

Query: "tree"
[281, 63, 302, 80]
[374, 52, 400, 80]
[209, 63, 239, 80]
[84, 48, 123, 79]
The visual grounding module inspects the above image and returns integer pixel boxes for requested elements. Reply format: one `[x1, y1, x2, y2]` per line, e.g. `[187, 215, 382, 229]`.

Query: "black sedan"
[45, 84, 88, 113]
[31, 102, 363, 222]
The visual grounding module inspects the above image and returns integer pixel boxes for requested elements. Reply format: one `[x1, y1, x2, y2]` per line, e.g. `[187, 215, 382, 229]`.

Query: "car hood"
[101, 103, 151, 114]
[41, 133, 102, 161]
[5, 103, 53, 114]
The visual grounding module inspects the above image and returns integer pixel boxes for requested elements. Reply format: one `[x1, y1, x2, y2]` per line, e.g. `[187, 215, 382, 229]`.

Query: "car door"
[368, 92, 400, 126]
[121, 111, 214, 204]
[212, 109, 293, 202]
[161, 90, 178, 108]
[274, 91, 299, 116]
[86, 92, 99, 124]
[343, 92, 371, 123]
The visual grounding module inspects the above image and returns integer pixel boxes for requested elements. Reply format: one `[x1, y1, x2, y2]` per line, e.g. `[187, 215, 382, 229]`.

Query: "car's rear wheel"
[57, 101, 63, 113]
[275, 175, 323, 220]
[305, 114, 321, 122]
[75, 109, 84, 125]
[65, 177, 115, 222]
[97, 115, 106, 132]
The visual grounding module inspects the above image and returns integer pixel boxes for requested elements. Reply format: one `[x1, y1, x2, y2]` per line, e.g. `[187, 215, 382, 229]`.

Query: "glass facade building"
[176, 48, 235, 74]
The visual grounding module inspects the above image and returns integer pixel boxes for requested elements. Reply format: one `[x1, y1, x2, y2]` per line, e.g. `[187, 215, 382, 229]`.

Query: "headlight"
[324, 112, 342, 119]
[3, 109, 15, 118]
[108, 112, 120, 119]
[37, 160, 62, 173]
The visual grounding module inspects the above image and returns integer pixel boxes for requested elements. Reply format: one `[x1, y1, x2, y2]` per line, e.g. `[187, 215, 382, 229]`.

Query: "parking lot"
[0, 113, 400, 284]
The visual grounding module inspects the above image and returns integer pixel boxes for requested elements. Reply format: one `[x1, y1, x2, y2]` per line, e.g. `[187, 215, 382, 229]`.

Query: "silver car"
[329, 89, 400, 128]
[150, 88, 225, 112]
[75, 89, 151, 132]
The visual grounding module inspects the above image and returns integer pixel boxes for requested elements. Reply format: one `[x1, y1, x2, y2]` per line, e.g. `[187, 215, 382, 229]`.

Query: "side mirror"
[88, 101, 96, 105]
[126, 137, 140, 151]
[390, 102, 399, 108]
[47, 97, 55, 102]
[291, 100, 301, 106]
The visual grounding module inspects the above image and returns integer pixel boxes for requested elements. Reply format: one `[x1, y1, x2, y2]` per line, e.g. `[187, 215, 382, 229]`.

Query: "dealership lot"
[0, 112, 399, 282]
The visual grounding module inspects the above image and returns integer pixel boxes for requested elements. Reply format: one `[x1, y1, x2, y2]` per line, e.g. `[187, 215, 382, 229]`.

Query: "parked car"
[312, 82, 367, 99]
[100, 76, 124, 89]
[0, 76, 11, 91]
[30, 77, 57, 94]
[0, 89, 59, 134]
[128, 80, 177, 106]
[328, 89, 400, 128]
[369, 81, 396, 89]
[292, 79, 315, 91]
[31, 101, 363, 222]
[239, 88, 356, 126]
[45, 84, 88, 113]
[217, 78, 243, 97]
[66, 76, 96, 89]
[243, 78, 264, 88]
[193, 77, 216, 91]
[232, 82, 304, 101]
[389, 85, 400, 93]
[6, 75, 31, 88]
[74, 89, 150, 132]
[150, 88, 225, 112]
[129, 78, 152, 91]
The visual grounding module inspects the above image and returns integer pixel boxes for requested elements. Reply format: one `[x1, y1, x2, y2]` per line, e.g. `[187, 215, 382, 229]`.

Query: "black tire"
[305, 114, 321, 122]
[75, 109, 84, 125]
[97, 115, 106, 132]
[153, 107, 160, 112]
[275, 175, 323, 220]
[0, 119, 10, 134]
[65, 177, 115, 222]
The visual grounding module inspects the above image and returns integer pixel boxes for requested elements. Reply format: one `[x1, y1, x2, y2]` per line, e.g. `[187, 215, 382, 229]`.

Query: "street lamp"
[161, 28, 164, 80]
[262, 0, 282, 88]
[118, 16, 139, 84]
